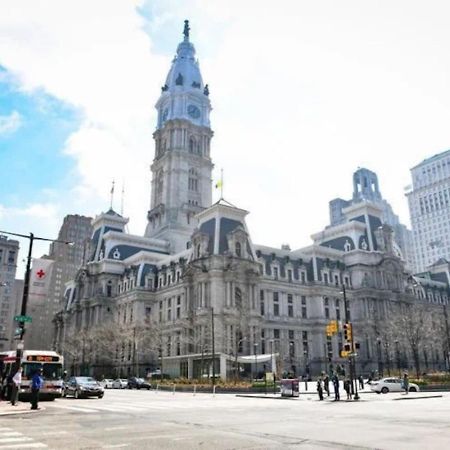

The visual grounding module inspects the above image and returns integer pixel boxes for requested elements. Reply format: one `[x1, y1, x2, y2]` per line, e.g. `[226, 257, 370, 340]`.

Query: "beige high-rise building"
[406, 150, 450, 273]
[0, 235, 20, 350]
[26, 215, 92, 349]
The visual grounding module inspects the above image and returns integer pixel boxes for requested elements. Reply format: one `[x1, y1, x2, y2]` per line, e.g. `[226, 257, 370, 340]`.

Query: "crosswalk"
[0, 427, 47, 449]
[49, 397, 232, 415]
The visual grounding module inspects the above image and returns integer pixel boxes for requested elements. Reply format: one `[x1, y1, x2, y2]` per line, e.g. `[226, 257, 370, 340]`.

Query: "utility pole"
[211, 307, 215, 386]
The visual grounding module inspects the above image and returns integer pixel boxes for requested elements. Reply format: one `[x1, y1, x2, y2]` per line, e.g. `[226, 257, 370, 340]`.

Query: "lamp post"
[395, 340, 401, 376]
[376, 337, 383, 377]
[384, 341, 391, 376]
[443, 305, 450, 372]
[211, 307, 215, 387]
[0, 230, 73, 371]
[303, 349, 309, 390]
[253, 343, 258, 381]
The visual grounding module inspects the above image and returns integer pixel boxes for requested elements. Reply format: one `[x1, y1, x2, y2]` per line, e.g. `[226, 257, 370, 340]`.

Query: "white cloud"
[0, 110, 22, 134]
[1, 0, 450, 262]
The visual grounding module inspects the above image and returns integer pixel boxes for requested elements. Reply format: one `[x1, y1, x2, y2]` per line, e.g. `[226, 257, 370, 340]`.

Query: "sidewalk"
[0, 401, 45, 416]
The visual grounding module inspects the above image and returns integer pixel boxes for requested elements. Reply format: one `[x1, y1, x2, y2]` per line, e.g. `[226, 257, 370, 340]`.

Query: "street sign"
[14, 315, 32, 323]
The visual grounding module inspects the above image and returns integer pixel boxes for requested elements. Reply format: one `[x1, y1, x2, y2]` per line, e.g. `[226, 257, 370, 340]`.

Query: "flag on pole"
[29, 258, 54, 299]
[215, 180, 222, 189]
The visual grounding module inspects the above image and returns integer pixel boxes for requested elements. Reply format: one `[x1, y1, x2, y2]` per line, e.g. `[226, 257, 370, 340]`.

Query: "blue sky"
[0, 67, 80, 208]
[1, 0, 450, 274]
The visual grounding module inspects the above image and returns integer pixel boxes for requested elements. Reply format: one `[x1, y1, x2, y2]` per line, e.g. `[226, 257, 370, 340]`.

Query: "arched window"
[235, 287, 242, 309]
[188, 168, 198, 192]
[189, 137, 195, 153]
[196, 244, 201, 259]
[106, 280, 112, 297]
[235, 242, 242, 258]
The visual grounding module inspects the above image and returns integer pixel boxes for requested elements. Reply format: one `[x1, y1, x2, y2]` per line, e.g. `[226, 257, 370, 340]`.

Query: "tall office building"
[330, 168, 415, 270]
[406, 150, 450, 273]
[26, 215, 92, 349]
[0, 235, 20, 350]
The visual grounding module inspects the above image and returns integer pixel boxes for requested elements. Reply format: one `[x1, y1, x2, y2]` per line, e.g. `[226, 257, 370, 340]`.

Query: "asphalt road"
[1, 389, 450, 449]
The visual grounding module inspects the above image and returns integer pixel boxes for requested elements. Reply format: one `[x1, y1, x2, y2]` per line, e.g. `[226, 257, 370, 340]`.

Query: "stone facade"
[0, 235, 20, 350]
[54, 22, 450, 379]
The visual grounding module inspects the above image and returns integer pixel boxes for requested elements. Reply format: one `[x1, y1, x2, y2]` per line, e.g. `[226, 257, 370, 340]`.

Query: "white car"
[99, 379, 114, 389]
[112, 378, 128, 389]
[370, 377, 419, 394]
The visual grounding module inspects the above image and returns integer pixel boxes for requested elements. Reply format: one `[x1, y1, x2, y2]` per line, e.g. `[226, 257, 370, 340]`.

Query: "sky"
[1, 0, 450, 275]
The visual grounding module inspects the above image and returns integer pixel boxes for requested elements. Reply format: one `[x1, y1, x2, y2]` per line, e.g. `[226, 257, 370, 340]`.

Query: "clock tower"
[145, 21, 214, 253]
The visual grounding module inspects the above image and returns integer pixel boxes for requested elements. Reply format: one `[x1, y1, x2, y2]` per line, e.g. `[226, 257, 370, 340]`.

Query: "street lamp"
[303, 349, 309, 390]
[395, 340, 401, 376]
[0, 230, 73, 370]
[253, 343, 258, 381]
[384, 341, 391, 376]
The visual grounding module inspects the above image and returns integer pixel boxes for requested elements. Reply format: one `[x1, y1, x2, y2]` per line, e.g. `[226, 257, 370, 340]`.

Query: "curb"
[393, 395, 443, 401]
[0, 406, 46, 417]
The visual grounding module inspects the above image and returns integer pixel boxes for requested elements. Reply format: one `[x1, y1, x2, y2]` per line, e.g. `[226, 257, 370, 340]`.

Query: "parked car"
[112, 378, 128, 389]
[63, 376, 104, 399]
[370, 377, 420, 394]
[127, 377, 151, 390]
[99, 379, 114, 389]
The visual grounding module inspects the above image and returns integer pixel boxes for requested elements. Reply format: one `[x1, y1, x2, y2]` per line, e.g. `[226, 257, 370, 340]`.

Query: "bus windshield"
[23, 363, 63, 380]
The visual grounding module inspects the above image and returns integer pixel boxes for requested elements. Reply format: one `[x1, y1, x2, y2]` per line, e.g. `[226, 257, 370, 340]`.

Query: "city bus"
[0, 350, 64, 400]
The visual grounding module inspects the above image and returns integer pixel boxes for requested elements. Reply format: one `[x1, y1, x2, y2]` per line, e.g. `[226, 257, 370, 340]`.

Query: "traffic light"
[343, 322, 352, 342]
[343, 343, 352, 352]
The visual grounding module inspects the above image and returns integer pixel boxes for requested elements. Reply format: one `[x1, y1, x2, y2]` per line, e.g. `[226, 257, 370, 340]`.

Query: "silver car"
[370, 377, 419, 394]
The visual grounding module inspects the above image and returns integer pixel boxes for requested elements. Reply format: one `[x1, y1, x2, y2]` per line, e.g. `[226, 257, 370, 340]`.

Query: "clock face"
[162, 108, 169, 122]
[187, 104, 201, 119]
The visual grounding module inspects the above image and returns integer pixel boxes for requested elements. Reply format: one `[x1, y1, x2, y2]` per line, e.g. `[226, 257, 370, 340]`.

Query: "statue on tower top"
[183, 20, 190, 40]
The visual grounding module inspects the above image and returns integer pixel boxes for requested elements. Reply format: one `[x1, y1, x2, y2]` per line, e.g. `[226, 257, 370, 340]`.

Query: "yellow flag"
[215, 180, 223, 189]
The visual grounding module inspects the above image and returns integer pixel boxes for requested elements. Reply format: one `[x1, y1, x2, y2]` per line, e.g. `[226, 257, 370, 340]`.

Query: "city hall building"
[54, 22, 450, 380]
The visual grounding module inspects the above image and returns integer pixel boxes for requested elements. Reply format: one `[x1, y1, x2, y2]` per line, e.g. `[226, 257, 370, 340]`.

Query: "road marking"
[0, 437, 34, 444]
[103, 427, 130, 432]
[0, 443, 47, 449]
[50, 404, 97, 413]
[101, 445, 130, 449]
[0, 432, 23, 437]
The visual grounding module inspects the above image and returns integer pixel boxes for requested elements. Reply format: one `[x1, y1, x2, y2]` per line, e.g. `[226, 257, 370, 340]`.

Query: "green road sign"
[14, 315, 32, 323]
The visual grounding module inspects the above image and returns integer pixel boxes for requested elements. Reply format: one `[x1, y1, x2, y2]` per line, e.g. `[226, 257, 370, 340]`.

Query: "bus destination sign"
[26, 355, 60, 362]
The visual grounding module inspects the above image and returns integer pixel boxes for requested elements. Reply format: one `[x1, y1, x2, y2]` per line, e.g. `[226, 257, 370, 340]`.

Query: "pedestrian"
[10, 367, 22, 406]
[332, 374, 340, 401]
[317, 377, 324, 401]
[402, 373, 409, 395]
[323, 374, 330, 397]
[358, 375, 364, 390]
[344, 378, 352, 400]
[30, 368, 44, 410]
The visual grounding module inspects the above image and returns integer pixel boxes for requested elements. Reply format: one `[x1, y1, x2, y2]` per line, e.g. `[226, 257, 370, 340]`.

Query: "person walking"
[344, 378, 352, 400]
[317, 377, 324, 401]
[332, 374, 340, 401]
[358, 375, 364, 390]
[323, 374, 330, 397]
[403, 373, 409, 395]
[10, 367, 22, 406]
[30, 368, 44, 410]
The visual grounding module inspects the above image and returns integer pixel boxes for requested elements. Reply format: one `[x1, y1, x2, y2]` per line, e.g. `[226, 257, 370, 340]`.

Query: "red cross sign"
[36, 269, 46, 279]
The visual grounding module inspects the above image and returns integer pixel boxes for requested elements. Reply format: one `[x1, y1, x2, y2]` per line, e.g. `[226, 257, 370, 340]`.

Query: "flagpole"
[220, 168, 224, 200]
[110, 180, 115, 209]
[121, 181, 125, 216]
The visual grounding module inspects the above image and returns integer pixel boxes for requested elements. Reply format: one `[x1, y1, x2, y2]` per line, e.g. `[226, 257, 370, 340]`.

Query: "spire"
[183, 19, 190, 41]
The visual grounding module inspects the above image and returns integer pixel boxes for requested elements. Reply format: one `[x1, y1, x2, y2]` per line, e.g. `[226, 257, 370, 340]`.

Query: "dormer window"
[235, 242, 242, 258]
